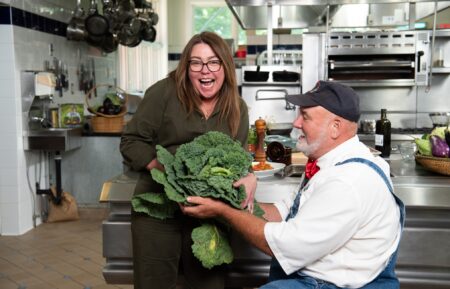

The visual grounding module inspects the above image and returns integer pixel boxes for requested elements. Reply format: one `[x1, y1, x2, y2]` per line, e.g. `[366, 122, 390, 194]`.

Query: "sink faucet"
[30, 116, 52, 128]
[285, 100, 295, 110]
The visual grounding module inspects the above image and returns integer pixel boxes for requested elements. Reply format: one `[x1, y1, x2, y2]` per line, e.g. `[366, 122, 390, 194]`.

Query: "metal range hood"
[225, 0, 450, 30]
[225, 1, 340, 30]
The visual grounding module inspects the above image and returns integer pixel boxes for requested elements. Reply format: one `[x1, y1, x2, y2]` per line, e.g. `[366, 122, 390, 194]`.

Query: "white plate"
[252, 162, 286, 179]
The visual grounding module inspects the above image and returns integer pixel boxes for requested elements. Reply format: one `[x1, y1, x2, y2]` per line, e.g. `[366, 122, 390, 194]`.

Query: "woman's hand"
[234, 172, 257, 213]
[146, 158, 164, 171]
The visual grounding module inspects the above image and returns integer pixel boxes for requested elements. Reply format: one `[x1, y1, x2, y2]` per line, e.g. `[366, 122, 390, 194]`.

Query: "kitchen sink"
[23, 127, 82, 151]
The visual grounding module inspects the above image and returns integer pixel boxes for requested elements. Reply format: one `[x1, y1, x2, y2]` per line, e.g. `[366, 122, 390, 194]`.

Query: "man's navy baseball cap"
[286, 81, 360, 123]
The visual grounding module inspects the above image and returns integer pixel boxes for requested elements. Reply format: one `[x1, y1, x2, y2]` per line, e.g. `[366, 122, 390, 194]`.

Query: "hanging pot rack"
[66, 0, 159, 53]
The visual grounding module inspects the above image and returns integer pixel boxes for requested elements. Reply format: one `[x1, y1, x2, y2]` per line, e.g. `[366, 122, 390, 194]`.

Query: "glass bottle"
[375, 109, 391, 157]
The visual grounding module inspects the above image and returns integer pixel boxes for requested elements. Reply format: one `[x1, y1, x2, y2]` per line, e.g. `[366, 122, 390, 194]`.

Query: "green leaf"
[191, 223, 233, 269]
[131, 193, 177, 219]
[252, 202, 265, 218]
[151, 169, 185, 203]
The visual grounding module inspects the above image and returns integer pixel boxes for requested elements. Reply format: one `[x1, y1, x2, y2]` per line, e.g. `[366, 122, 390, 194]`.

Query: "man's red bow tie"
[305, 159, 320, 179]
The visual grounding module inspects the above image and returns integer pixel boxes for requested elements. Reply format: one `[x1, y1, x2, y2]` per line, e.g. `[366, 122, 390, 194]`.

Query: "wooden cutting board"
[291, 152, 308, 165]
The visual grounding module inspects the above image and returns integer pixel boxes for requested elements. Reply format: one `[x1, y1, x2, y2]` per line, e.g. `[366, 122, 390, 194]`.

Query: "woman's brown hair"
[168, 31, 242, 137]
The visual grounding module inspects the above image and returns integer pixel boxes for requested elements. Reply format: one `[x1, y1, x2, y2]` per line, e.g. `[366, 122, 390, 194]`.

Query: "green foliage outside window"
[193, 6, 247, 45]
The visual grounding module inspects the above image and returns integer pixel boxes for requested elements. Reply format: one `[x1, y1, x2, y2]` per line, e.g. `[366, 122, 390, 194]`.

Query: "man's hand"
[181, 196, 274, 257]
[180, 196, 228, 219]
[234, 172, 257, 212]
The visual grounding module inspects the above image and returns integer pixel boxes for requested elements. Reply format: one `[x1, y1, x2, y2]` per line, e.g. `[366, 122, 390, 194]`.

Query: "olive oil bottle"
[375, 109, 391, 157]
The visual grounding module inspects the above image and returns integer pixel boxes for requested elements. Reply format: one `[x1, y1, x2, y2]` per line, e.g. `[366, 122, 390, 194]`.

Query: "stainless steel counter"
[100, 159, 450, 288]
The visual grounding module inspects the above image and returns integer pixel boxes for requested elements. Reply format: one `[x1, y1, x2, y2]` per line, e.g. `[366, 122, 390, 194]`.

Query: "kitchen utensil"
[360, 119, 376, 134]
[266, 122, 293, 136]
[265, 135, 296, 148]
[398, 142, 417, 161]
[244, 66, 269, 82]
[100, 32, 119, 53]
[118, 17, 143, 47]
[66, 0, 86, 41]
[252, 161, 286, 179]
[429, 112, 450, 127]
[85, 0, 109, 37]
[272, 70, 300, 82]
[141, 23, 156, 42]
[266, 141, 292, 165]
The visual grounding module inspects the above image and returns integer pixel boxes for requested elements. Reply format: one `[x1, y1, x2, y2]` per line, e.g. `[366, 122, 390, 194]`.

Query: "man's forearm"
[220, 205, 274, 257]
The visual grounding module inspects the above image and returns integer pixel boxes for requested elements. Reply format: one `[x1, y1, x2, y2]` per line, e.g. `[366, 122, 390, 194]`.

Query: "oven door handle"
[255, 89, 295, 110]
[255, 89, 288, 101]
[417, 51, 424, 73]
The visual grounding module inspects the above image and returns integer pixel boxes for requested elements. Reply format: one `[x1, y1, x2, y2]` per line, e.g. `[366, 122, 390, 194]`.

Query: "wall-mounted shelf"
[434, 30, 450, 37]
[431, 67, 450, 73]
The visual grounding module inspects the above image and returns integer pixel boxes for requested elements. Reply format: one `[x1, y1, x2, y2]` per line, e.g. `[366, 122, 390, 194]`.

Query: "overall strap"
[335, 157, 405, 228]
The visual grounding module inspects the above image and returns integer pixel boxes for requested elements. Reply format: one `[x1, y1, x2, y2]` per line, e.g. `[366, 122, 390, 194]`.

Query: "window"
[118, 0, 168, 92]
[192, 4, 246, 45]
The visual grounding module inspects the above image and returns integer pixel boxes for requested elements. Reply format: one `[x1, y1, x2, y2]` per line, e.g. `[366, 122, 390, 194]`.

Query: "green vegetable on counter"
[132, 131, 263, 269]
[430, 126, 447, 140]
[415, 126, 450, 158]
[415, 138, 432, 156]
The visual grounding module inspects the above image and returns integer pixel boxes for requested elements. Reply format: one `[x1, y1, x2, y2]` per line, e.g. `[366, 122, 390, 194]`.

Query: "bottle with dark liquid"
[375, 109, 391, 157]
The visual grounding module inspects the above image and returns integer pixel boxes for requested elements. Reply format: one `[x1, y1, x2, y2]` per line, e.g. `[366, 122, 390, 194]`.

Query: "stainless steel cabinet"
[100, 164, 450, 288]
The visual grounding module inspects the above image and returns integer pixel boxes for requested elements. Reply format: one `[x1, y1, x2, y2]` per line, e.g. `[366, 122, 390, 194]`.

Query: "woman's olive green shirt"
[120, 77, 249, 195]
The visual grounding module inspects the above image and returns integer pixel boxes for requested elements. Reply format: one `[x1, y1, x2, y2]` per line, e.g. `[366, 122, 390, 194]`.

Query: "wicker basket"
[415, 154, 450, 176]
[91, 115, 125, 133]
[85, 84, 127, 133]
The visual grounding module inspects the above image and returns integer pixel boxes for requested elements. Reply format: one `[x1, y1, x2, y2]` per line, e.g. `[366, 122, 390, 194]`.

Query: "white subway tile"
[0, 43, 14, 61]
[0, 133, 17, 149]
[0, 26, 13, 44]
[0, 59, 15, 79]
[0, 167, 18, 187]
[0, 185, 19, 203]
[0, 202, 20, 235]
[0, 98, 16, 116]
[0, 79, 15, 99]
[0, 148, 18, 169]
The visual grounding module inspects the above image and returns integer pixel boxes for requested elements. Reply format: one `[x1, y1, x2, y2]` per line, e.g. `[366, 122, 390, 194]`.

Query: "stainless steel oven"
[241, 65, 301, 126]
[326, 31, 431, 87]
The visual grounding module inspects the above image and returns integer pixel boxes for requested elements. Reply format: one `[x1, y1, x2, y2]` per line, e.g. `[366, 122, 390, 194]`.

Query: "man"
[181, 81, 405, 289]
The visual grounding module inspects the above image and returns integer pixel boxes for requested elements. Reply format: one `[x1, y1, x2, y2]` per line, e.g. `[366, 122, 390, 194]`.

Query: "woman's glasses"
[189, 60, 222, 72]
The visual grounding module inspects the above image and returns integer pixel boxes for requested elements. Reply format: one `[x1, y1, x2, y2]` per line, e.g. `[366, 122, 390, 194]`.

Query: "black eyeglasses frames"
[189, 59, 222, 72]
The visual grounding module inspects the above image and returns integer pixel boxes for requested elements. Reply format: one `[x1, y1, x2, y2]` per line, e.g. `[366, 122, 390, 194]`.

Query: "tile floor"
[0, 208, 133, 289]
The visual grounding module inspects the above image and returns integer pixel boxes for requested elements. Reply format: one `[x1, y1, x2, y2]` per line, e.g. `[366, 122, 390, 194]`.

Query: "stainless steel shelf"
[227, 0, 450, 6]
[432, 67, 450, 73]
[433, 29, 450, 37]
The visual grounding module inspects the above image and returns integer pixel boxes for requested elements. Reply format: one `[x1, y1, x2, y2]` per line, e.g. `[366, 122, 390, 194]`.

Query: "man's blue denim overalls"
[261, 158, 406, 289]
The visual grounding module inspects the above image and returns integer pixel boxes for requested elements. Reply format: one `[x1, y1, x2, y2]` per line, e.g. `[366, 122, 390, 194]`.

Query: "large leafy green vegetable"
[132, 131, 263, 269]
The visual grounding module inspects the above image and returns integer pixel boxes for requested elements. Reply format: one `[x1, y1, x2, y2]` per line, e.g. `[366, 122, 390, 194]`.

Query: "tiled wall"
[0, 0, 117, 235]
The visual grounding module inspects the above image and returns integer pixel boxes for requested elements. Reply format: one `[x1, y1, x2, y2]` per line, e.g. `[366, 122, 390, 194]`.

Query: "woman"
[120, 31, 255, 289]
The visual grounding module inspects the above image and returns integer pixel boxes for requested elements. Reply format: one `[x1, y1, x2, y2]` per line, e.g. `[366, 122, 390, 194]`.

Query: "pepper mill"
[254, 118, 267, 162]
